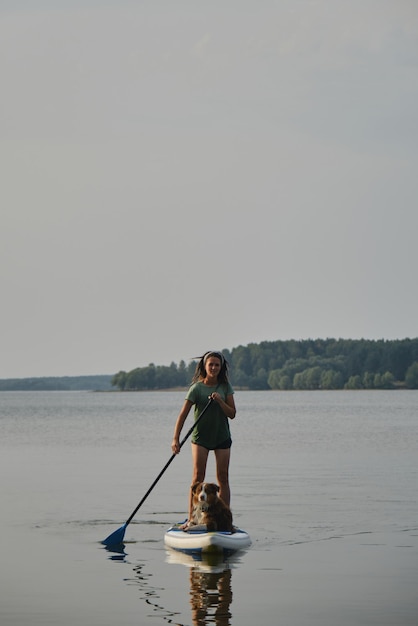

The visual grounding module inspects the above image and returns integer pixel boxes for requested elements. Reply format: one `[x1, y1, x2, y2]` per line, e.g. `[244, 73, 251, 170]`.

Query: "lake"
[0, 390, 417, 625]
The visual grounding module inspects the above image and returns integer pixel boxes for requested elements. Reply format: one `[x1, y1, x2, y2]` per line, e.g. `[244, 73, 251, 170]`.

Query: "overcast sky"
[1, 0, 417, 378]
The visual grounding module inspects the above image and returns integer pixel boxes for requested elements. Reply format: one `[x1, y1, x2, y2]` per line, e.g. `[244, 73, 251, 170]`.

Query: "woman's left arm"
[211, 392, 236, 419]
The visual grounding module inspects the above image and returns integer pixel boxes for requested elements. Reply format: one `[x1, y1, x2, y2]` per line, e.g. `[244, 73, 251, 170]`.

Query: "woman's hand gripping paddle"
[101, 397, 213, 547]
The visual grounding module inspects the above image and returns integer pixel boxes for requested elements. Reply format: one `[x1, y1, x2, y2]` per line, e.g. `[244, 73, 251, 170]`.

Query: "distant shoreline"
[0, 383, 412, 393]
[0, 374, 113, 392]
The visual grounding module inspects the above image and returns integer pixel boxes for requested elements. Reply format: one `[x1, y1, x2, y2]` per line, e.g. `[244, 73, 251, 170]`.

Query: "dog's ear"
[215, 484, 220, 493]
[191, 481, 200, 494]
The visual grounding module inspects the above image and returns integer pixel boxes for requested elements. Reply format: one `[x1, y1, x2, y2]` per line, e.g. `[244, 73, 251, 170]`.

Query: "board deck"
[164, 524, 252, 554]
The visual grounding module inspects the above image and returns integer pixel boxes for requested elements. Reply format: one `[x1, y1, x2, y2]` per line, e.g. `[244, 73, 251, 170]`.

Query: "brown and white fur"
[189, 482, 233, 532]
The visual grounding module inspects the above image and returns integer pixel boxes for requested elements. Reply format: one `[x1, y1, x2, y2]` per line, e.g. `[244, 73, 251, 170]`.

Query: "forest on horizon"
[1, 338, 418, 391]
[112, 337, 418, 391]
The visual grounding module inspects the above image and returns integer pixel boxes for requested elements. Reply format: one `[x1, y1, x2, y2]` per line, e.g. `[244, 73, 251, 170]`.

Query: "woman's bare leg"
[187, 443, 209, 520]
[214, 448, 231, 507]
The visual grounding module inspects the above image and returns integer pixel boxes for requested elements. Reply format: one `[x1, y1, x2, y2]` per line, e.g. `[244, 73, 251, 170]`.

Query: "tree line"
[111, 338, 418, 391]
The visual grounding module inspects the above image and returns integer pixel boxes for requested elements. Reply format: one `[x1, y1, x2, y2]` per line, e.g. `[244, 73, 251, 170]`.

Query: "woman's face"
[204, 356, 222, 378]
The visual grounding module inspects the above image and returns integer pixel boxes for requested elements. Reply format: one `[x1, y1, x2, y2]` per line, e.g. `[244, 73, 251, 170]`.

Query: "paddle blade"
[101, 523, 127, 547]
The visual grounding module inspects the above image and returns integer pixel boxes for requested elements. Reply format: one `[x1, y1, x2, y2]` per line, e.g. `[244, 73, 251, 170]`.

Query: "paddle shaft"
[124, 397, 213, 526]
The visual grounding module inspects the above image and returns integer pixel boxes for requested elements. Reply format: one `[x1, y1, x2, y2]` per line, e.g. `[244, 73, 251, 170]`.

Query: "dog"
[189, 482, 233, 532]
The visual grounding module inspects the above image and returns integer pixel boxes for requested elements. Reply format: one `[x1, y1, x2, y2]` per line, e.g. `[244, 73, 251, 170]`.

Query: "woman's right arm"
[171, 400, 193, 454]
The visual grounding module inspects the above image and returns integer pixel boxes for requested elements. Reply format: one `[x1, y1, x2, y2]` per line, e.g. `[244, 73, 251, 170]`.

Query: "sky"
[1, 0, 418, 378]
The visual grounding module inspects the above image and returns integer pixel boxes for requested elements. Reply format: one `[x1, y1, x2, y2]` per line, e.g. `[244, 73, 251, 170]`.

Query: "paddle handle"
[125, 397, 213, 526]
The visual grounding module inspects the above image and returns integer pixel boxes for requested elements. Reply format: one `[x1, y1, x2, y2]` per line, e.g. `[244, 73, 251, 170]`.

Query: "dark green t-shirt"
[186, 381, 234, 450]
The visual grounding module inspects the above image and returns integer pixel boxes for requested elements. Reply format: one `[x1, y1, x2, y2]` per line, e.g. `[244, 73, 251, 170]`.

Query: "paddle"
[101, 397, 214, 547]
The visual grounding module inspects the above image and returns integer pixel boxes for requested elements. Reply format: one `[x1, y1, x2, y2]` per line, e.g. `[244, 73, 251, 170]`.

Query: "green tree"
[387, 341, 415, 380]
[111, 371, 127, 390]
[279, 375, 292, 390]
[233, 369, 250, 388]
[373, 373, 382, 389]
[362, 372, 374, 389]
[232, 345, 252, 376]
[305, 366, 322, 389]
[292, 367, 324, 389]
[405, 362, 418, 389]
[345, 375, 362, 389]
[321, 369, 343, 389]
[267, 369, 281, 389]
[381, 371, 395, 389]
[293, 371, 307, 389]
[249, 368, 269, 390]
[178, 360, 188, 386]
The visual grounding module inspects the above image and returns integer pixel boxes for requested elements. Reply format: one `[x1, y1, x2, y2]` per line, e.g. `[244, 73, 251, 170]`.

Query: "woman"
[171, 351, 236, 528]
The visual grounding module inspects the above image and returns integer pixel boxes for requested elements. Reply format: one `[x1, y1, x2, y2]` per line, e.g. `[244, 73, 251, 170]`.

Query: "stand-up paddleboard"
[164, 524, 251, 554]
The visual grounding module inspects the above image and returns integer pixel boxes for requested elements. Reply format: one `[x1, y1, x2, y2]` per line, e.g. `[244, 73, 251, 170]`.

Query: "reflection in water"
[109, 552, 184, 624]
[167, 550, 237, 626]
[189, 565, 232, 625]
[103, 542, 127, 561]
[103, 543, 238, 625]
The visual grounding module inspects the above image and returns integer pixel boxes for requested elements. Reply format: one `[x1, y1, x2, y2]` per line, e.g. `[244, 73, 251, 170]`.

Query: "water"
[1, 390, 417, 625]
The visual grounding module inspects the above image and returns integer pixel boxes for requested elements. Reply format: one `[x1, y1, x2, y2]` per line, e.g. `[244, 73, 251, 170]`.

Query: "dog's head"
[191, 482, 220, 506]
